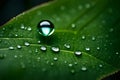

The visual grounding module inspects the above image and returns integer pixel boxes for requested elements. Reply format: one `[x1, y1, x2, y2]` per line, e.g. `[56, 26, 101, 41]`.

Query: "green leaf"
[0, 0, 120, 80]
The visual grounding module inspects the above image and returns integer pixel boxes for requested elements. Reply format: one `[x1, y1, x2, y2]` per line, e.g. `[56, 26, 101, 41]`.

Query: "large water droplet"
[40, 46, 47, 51]
[37, 20, 54, 36]
[51, 46, 60, 53]
[74, 51, 82, 56]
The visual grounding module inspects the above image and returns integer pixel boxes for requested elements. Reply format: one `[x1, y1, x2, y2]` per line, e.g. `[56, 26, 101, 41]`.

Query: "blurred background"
[0, 0, 49, 26]
[0, 0, 119, 80]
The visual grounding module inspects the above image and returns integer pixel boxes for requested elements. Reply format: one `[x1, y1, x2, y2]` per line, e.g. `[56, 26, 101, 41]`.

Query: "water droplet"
[51, 46, 60, 53]
[116, 52, 119, 55]
[71, 24, 76, 28]
[64, 44, 71, 49]
[14, 55, 18, 58]
[68, 64, 73, 67]
[97, 47, 100, 50]
[74, 62, 78, 65]
[17, 45, 22, 49]
[81, 66, 87, 71]
[20, 62, 26, 69]
[0, 54, 5, 59]
[9, 46, 14, 50]
[35, 48, 38, 53]
[64, 61, 67, 64]
[21, 24, 25, 30]
[37, 40, 41, 44]
[109, 28, 114, 32]
[40, 46, 47, 51]
[37, 57, 41, 61]
[37, 20, 54, 36]
[27, 27, 32, 31]
[99, 64, 103, 68]
[24, 42, 30, 46]
[15, 34, 18, 37]
[74, 51, 82, 56]
[85, 47, 90, 51]
[53, 57, 58, 61]
[70, 69, 75, 74]
[92, 36, 96, 41]
[85, 3, 91, 8]
[81, 36, 86, 40]
[50, 62, 54, 66]
[2, 28, 6, 31]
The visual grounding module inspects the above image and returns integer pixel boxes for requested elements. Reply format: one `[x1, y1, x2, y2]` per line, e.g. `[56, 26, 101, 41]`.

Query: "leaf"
[0, 0, 120, 80]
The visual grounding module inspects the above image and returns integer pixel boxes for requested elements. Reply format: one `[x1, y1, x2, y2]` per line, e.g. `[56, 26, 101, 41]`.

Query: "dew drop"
[27, 27, 32, 31]
[17, 45, 22, 49]
[15, 34, 18, 37]
[92, 36, 96, 41]
[50, 62, 54, 66]
[85, 47, 90, 51]
[9, 46, 14, 50]
[24, 42, 30, 46]
[14, 55, 18, 58]
[74, 62, 78, 65]
[53, 57, 58, 61]
[99, 64, 103, 68]
[64, 61, 67, 64]
[116, 52, 119, 55]
[68, 64, 73, 67]
[21, 24, 25, 30]
[81, 36, 86, 40]
[37, 20, 54, 36]
[0, 54, 5, 59]
[71, 24, 76, 28]
[40, 46, 47, 51]
[85, 3, 91, 8]
[109, 28, 114, 32]
[35, 48, 38, 53]
[74, 51, 82, 56]
[64, 44, 71, 49]
[51, 46, 60, 53]
[97, 47, 100, 50]
[37, 40, 41, 44]
[81, 66, 87, 71]
[71, 69, 75, 74]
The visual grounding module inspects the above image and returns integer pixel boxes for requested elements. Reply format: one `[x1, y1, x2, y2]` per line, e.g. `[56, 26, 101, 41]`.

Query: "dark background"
[0, 0, 119, 80]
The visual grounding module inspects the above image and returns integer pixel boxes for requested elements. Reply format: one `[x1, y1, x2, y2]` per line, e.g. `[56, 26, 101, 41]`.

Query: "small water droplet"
[109, 28, 114, 32]
[74, 51, 82, 56]
[37, 20, 54, 36]
[64, 44, 71, 49]
[2, 28, 6, 31]
[37, 40, 41, 44]
[50, 62, 54, 66]
[53, 57, 58, 61]
[74, 62, 78, 65]
[81, 36, 86, 40]
[116, 52, 119, 55]
[68, 64, 73, 67]
[24, 42, 30, 46]
[35, 48, 38, 53]
[97, 47, 100, 50]
[21, 62, 26, 69]
[99, 64, 103, 68]
[0, 54, 5, 59]
[17, 45, 22, 49]
[92, 36, 96, 41]
[15, 34, 18, 37]
[81, 66, 87, 71]
[51, 46, 60, 53]
[85, 3, 91, 8]
[71, 24, 76, 28]
[85, 47, 90, 51]
[21, 24, 25, 30]
[37, 57, 41, 61]
[40, 46, 47, 51]
[14, 55, 18, 58]
[64, 61, 67, 64]
[70, 69, 75, 74]
[27, 27, 32, 31]
[9, 46, 14, 50]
